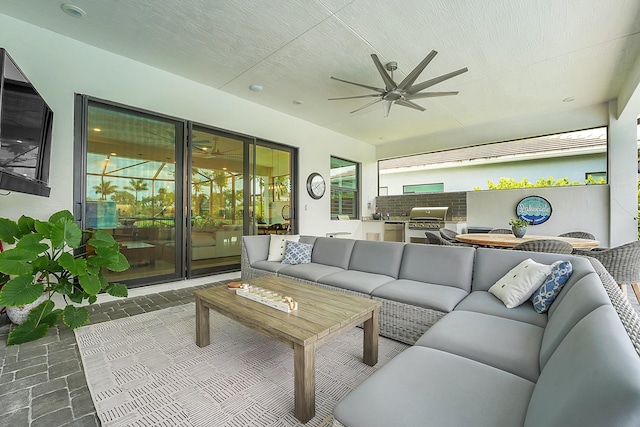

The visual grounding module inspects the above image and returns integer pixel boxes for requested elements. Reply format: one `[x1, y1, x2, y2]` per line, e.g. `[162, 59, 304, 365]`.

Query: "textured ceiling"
[1, 0, 640, 150]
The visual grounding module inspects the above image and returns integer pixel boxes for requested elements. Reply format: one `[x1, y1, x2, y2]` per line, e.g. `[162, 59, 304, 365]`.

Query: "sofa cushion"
[242, 235, 271, 264]
[488, 259, 552, 309]
[310, 237, 355, 269]
[472, 248, 591, 292]
[319, 270, 395, 294]
[333, 346, 535, 427]
[539, 272, 610, 369]
[530, 260, 572, 313]
[267, 234, 300, 261]
[415, 311, 544, 382]
[281, 240, 312, 265]
[524, 305, 640, 427]
[348, 240, 405, 278]
[455, 291, 547, 328]
[372, 279, 469, 313]
[249, 260, 291, 274]
[399, 244, 475, 292]
[278, 263, 344, 282]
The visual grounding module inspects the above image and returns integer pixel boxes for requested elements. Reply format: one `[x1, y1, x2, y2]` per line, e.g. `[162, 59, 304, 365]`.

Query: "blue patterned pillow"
[530, 261, 573, 313]
[282, 241, 313, 265]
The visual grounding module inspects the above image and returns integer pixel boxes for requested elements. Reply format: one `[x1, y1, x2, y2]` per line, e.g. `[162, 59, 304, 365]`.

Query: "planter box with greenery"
[0, 210, 129, 345]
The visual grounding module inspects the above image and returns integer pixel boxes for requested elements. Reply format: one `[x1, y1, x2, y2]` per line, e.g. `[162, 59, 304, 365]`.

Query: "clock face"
[307, 173, 325, 199]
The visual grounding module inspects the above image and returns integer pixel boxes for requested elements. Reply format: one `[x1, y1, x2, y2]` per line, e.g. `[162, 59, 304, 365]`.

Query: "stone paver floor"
[0, 278, 234, 426]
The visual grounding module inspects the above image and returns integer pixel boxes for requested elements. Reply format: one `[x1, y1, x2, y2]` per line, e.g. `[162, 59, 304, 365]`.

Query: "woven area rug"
[75, 303, 408, 426]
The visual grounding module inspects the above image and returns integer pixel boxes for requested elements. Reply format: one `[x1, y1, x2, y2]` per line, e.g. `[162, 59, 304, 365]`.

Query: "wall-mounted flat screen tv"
[0, 48, 53, 197]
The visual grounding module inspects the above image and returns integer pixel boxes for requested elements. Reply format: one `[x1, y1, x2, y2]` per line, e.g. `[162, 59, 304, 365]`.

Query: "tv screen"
[0, 49, 53, 197]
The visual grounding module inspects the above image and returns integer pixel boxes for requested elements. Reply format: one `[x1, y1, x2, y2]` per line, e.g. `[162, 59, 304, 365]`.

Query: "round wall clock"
[306, 173, 326, 199]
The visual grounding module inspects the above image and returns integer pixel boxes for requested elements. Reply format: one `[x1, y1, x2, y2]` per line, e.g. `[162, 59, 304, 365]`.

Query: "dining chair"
[488, 228, 512, 234]
[439, 228, 458, 242]
[424, 231, 472, 247]
[575, 241, 640, 303]
[512, 239, 574, 254]
[558, 231, 596, 240]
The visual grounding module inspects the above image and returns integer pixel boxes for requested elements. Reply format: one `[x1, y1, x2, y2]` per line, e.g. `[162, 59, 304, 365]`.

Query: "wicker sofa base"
[374, 297, 446, 345]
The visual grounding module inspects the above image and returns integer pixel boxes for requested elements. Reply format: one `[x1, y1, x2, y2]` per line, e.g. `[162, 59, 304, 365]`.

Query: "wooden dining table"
[455, 233, 600, 249]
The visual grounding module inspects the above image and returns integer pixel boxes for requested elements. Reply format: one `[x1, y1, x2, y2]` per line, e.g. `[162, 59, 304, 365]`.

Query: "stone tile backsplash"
[374, 192, 467, 220]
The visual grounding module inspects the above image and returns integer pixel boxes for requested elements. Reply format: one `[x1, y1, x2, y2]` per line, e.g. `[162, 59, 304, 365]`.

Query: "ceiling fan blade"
[407, 67, 468, 94]
[397, 50, 438, 90]
[406, 91, 459, 99]
[396, 99, 426, 112]
[350, 98, 382, 114]
[328, 94, 381, 101]
[382, 100, 393, 117]
[371, 54, 397, 91]
[330, 76, 384, 93]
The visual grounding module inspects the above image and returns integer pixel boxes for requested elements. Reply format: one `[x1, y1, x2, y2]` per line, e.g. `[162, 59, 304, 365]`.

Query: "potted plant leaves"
[0, 210, 130, 345]
[509, 217, 530, 238]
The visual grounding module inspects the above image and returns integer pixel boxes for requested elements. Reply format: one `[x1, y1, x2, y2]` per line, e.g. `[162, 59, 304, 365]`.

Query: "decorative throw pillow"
[488, 259, 553, 309]
[282, 240, 313, 265]
[530, 260, 573, 313]
[267, 234, 300, 261]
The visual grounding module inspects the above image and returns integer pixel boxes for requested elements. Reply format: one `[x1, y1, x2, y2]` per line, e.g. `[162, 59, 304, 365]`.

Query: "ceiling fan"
[329, 50, 468, 117]
[193, 137, 239, 158]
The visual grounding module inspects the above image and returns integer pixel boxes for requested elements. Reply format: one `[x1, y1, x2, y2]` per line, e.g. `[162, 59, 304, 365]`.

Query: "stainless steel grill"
[407, 207, 449, 230]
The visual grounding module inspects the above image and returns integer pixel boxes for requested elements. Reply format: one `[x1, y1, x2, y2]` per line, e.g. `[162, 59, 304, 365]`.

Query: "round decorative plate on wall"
[516, 195, 552, 225]
[306, 173, 326, 199]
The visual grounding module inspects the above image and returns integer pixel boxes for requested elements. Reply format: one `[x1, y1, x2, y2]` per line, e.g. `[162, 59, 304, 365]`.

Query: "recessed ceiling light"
[110, 152, 117, 156]
[293, 100, 304, 105]
[562, 96, 575, 103]
[93, 128, 101, 132]
[249, 84, 263, 92]
[61, 4, 86, 18]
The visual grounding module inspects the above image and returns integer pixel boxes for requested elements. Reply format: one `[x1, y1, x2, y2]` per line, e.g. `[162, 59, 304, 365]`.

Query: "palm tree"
[92, 180, 118, 201]
[124, 179, 149, 203]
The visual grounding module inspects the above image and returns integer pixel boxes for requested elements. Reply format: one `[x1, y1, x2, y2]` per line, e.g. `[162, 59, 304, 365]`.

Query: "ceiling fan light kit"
[329, 50, 468, 117]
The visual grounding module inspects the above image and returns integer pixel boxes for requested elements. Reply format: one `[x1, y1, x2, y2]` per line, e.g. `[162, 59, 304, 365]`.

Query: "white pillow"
[267, 234, 300, 261]
[488, 259, 553, 309]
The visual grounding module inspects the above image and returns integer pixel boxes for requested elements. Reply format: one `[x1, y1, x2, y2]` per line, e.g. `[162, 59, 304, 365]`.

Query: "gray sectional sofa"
[241, 235, 640, 427]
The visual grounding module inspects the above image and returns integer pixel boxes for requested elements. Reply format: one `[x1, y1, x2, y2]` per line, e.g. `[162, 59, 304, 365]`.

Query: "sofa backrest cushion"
[538, 272, 611, 369]
[310, 237, 356, 269]
[399, 244, 475, 291]
[524, 305, 640, 427]
[348, 240, 405, 278]
[242, 235, 271, 264]
[472, 248, 593, 292]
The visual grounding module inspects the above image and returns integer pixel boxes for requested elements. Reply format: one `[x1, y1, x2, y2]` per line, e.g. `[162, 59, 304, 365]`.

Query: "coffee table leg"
[363, 308, 379, 366]
[195, 297, 210, 347]
[294, 342, 315, 423]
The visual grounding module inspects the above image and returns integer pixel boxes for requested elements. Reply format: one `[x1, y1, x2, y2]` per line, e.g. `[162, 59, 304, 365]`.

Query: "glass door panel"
[251, 144, 293, 236]
[85, 102, 183, 285]
[189, 126, 245, 276]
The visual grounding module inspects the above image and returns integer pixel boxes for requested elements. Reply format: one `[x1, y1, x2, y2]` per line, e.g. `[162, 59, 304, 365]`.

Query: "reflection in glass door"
[189, 126, 246, 276]
[251, 143, 294, 237]
[82, 101, 183, 285]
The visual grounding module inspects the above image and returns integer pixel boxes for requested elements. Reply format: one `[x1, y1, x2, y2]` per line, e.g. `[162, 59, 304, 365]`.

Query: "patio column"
[608, 99, 638, 247]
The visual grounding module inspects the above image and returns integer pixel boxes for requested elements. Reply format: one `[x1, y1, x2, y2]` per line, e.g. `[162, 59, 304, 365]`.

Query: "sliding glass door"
[250, 142, 296, 236]
[75, 97, 297, 287]
[78, 99, 184, 286]
[188, 126, 247, 276]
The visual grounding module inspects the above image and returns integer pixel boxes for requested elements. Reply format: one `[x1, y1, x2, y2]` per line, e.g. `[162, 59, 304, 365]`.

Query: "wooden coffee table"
[194, 276, 381, 423]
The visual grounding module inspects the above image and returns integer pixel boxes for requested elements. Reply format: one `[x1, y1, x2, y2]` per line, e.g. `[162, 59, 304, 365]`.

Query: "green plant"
[509, 218, 530, 228]
[0, 210, 129, 345]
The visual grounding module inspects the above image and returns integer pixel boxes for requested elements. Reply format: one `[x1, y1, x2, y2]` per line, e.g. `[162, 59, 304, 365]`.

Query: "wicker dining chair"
[512, 239, 574, 254]
[558, 231, 596, 240]
[439, 228, 458, 242]
[488, 228, 512, 234]
[424, 231, 472, 247]
[575, 241, 640, 303]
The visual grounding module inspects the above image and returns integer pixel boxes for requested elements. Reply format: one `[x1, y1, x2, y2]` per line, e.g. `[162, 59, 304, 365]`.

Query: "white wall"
[467, 185, 610, 247]
[0, 15, 376, 238]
